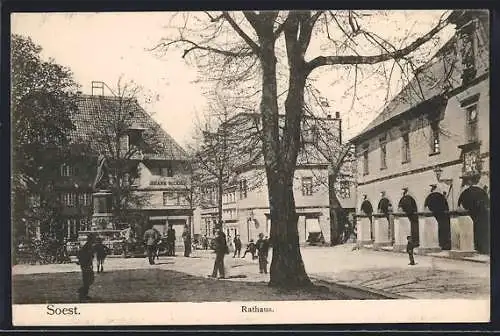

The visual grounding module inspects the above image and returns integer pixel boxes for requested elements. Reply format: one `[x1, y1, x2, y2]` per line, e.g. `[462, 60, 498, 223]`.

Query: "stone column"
[356, 215, 372, 246]
[449, 212, 475, 257]
[373, 214, 391, 248]
[393, 214, 411, 252]
[416, 213, 441, 254]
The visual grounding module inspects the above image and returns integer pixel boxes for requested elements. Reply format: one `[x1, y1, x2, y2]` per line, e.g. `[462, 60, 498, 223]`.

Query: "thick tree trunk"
[268, 170, 312, 288]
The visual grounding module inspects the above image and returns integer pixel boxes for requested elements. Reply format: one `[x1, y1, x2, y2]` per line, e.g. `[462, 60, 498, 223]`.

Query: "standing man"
[182, 225, 192, 257]
[166, 224, 176, 256]
[143, 224, 160, 265]
[233, 234, 242, 258]
[77, 233, 96, 302]
[211, 230, 228, 279]
[255, 233, 270, 274]
[407, 235, 416, 266]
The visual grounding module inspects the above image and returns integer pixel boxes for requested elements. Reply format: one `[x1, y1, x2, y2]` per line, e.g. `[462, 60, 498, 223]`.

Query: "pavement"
[12, 244, 489, 300]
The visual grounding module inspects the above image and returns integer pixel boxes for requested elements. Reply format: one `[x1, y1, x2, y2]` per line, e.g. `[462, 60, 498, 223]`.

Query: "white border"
[13, 299, 490, 326]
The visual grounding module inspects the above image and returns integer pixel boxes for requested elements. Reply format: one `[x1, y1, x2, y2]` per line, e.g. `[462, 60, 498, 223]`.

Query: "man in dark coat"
[255, 233, 270, 274]
[182, 226, 192, 257]
[233, 234, 242, 258]
[211, 230, 228, 279]
[77, 233, 96, 302]
[166, 224, 176, 256]
[242, 239, 257, 259]
[143, 225, 160, 265]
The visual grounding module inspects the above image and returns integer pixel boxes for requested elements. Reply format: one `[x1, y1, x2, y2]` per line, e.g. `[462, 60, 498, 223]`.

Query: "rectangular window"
[119, 135, 129, 155]
[151, 167, 161, 175]
[60, 164, 73, 177]
[62, 193, 76, 207]
[78, 193, 91, 206]
[379, 136, 387, 170]
[430, 122, 441, 154]
[402, 133, 411, 163]
[163, 191, 183, 206]
[79, 218, 90, 231]
[466, 104, 479, 142]
[362, 144, 369, 175]
[163, 192, 173, 206]
[302, 177, 313, 196]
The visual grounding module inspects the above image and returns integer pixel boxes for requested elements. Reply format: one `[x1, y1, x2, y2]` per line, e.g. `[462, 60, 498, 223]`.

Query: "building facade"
[23, 91, 192, 243]
[351, 10, 489, 255]
[195, 112, 356, 245]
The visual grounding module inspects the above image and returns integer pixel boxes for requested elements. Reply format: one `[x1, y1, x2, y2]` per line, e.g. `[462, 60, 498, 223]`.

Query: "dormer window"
[60, 164, 73, 177]
[128, 128, 145, 148]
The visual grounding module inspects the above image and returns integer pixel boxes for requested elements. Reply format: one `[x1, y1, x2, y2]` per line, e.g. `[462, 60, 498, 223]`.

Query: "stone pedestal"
[92, 190, 114, 230]
[356, 216, 372, 246]
[449, 214, 475, 257]
[393, 216, 411, 252]
[373, 216, 391, 248]
[417, 215, 441, 254]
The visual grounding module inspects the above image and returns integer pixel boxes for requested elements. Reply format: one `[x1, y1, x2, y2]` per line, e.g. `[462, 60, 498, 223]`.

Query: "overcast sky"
[11, 11, 454, 148]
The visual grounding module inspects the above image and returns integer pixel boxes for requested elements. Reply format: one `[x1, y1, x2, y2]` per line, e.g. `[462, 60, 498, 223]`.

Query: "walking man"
[256, 233, 270, 274]
[182, 225, 192, 257]
[77, 233, 95, 302]
[143, 224, 160, 265]
[211, 230, 228, 279]
[233, 234, 242, 258]
[166, 224, 176, 256]
[407, 235, 416, 265]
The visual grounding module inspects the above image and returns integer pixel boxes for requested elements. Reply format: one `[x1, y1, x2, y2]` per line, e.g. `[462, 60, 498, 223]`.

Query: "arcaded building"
[351, 10, 489, 255]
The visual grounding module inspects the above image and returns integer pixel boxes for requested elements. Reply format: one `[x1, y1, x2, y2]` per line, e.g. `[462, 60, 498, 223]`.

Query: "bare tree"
[79, 78, 166, 228]
[190, 92, 264, 229]
[153, 10, 453, 288]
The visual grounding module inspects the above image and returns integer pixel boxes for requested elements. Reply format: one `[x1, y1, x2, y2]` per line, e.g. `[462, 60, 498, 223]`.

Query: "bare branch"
[151, 39, 253, 58]
[306, 14, 450, 73]
[222, 11, 261, 55]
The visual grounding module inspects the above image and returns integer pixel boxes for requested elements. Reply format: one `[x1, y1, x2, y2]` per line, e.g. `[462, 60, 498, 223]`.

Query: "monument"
[91, 154, 114, 230]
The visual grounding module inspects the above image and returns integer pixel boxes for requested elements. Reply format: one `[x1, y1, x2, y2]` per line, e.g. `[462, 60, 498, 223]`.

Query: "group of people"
[143, 224, 193, 265]
[210, 231, 270, 279]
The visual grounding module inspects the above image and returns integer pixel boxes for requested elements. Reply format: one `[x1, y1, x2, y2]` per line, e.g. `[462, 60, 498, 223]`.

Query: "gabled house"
[27, 90, 192, 244]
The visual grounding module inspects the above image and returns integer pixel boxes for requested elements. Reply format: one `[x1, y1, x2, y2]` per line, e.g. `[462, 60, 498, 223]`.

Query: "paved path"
[12, 244, 489, 299]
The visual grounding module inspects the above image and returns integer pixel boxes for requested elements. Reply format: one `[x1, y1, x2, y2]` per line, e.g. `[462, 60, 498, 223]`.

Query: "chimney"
[91, 81, 105, 96]
[335, 111, 340, 119]
[327, 114, 331, 119]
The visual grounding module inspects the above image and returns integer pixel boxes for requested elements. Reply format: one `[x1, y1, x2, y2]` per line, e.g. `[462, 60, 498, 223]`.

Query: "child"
[407, 235, 416, 266]
[94, 237, 109, 273]
[241, 239, 257, 259]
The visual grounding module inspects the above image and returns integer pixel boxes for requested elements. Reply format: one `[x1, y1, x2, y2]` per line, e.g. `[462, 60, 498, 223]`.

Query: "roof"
[351, 34, 461, 143]
[70, 94, 188, 161]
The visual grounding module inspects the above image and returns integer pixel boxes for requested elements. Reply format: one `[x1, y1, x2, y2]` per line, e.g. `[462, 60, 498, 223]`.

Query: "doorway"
[424, 192, 451, 250]
[458, 186, 490, 254]
[398, 194, 419, 245]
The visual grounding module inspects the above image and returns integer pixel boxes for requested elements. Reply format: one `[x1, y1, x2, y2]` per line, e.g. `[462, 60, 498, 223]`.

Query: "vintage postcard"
[10, 9, 490, 326]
